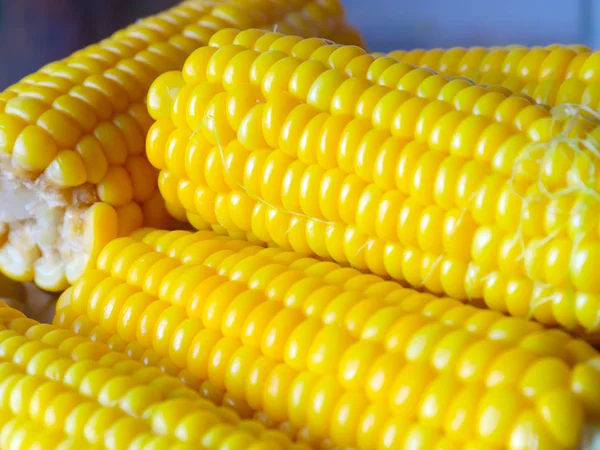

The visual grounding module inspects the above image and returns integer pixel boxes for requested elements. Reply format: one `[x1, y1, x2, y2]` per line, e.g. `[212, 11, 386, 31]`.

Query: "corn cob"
[0, 302, 310, 449]
[383, 44, 600, 109]
[0, 1, 363, 293]
[54, 227, 600, 449]
[145, 28, 600, 337]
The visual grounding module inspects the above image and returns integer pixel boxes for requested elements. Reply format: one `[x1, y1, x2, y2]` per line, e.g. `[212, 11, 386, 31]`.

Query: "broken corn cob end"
[1, 197, 116, 293]
[0, 0, 366, 293]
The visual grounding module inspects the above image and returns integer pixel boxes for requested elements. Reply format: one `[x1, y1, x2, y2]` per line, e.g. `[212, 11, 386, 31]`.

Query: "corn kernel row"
[146, 28, 600, 338]
[54, 228, 600, 449]
[0, 302, 309, 450]
[0, 1, 364, 294]
[383, 45, 600, 109]
[55, 310, 322, 445]
[385, 44, 591, 81]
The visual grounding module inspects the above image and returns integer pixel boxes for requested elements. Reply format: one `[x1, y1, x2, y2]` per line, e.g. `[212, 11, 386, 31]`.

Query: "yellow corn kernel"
[45, 150, 88, 187]
[57, 228, 600, 449]
[0, 2, 363, 291]
[0, 303, 306, 449]
[146, 29, 600, 338]
[148, 71, 185, 120]
[12, 125, 58, 171]
[0, 114, 26, 154]
[4, 96, 49, 123]
[96, 166, 133, 206]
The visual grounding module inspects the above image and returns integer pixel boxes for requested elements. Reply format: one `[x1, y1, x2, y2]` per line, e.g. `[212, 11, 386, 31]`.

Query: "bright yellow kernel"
[147, 71, 185, 121]
[45, 150, 87, 187]
[0, 114, 26, 154]
[13, 125, 58, 172]
[98, 166, 134, 206]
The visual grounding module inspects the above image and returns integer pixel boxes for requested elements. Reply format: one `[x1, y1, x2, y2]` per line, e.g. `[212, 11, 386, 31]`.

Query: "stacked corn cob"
[0, 302, 310, 449]
[2, 2, 600, 450]
[145, 28, 600, 339]
[384, 45, 600, 109]
[0, 0, 363, 295]
[54, 228, 600, 449]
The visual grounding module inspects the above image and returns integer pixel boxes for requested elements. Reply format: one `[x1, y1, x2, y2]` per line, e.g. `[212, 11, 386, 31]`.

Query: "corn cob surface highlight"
[0, 301, 312, 450]
[146, 28, 600, 339]
[380, 44, 600, 110]
[53, 227, 600, 450]
[0, 1, 363, 294]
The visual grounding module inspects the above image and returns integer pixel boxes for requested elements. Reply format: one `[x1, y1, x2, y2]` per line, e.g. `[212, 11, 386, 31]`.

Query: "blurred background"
[0, 0, 598, 89]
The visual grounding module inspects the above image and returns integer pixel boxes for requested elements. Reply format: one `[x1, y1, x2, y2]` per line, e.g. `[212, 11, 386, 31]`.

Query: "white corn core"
[0, 169, 96, 292]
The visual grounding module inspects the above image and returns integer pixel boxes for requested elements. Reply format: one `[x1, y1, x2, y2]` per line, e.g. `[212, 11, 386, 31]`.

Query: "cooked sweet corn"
[146, 28, 600, 337]
[0, 301, 310, 450]
[383, 44, 600, 109]
[0, 2, 363, 293]
[54, 228, 600, 449]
